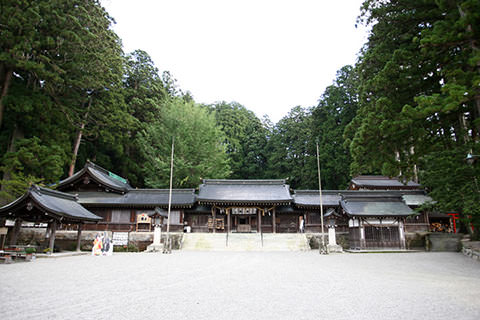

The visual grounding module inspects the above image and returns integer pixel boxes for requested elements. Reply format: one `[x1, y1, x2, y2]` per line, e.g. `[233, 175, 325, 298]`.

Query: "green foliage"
[420, 147, 480, 238]
[265, 106, 314, 189]
[0, 171, 43, 205]
[346, 0, 480, 236]
[138, 99, 231, 188]
[312, 65, 359, 189]
[208, 102, 268, 179]
[113, 244, 139, 252]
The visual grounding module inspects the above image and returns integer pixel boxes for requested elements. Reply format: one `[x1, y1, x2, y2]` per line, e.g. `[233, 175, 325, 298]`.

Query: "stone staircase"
[181, 233, 310, 251]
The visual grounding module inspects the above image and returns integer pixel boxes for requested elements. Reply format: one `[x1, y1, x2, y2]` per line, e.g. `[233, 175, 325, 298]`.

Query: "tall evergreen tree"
[208, 102, 268, 179]
[312, 65, 359, 189]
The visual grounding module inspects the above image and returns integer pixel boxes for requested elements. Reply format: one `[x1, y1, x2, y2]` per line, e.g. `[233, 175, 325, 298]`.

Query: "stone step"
[181, 233, 310, 251]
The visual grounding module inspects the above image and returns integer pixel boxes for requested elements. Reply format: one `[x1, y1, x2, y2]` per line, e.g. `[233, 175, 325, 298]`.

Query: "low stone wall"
[12, 228, 184, 252]
[427, 233, 463, 252]
[461, 241, 480, 261]
[127, 232, 183, 251]
[406, 232, 427, 250]
[306, 232, 349, 250]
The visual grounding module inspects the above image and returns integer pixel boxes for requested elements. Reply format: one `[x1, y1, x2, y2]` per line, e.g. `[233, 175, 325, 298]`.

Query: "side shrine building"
[1, 162, 436, 251]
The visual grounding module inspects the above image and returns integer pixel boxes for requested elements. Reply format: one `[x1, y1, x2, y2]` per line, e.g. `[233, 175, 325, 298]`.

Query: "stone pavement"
[0, 251, 479, 320]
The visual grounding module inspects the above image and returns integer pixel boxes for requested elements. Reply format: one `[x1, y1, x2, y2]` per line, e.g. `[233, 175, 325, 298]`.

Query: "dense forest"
[0, 0, 479, 236]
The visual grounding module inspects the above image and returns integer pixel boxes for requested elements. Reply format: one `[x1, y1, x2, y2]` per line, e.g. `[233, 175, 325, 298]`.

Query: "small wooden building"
[190, 179, 295, 233]
[45, 163, 435, 250]
[0, 185, 101, 252]
[56, 161, 195, 232]
[340, 192, 413, 249]
[292, 190, 347, 233]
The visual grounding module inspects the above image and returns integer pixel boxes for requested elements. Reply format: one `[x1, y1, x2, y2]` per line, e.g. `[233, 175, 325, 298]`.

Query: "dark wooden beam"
[257, 209, 261, 233]
[227, 209, 231, 234]
[48, 220, 57, 253]
[76, 223, 83, 252]
[273, 207, 276, 234]
[10, 218, 22, 245]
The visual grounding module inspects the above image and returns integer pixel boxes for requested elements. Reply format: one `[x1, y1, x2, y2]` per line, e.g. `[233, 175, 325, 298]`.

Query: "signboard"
[108, 171, 127, 184]
[112, 232, 129, 246]
[0, 227, 7, 235]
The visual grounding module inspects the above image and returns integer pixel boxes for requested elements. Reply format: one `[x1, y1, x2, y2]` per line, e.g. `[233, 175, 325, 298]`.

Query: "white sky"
[101, 0, 368, 123]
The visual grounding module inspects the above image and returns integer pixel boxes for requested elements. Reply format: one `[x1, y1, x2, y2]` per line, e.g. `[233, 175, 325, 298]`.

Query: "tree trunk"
[68, 98, 92, 177]
[0, 68, 13, 128]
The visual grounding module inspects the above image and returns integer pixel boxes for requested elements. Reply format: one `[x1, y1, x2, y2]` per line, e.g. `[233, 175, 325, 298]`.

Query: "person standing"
[299, 216, 305, 233]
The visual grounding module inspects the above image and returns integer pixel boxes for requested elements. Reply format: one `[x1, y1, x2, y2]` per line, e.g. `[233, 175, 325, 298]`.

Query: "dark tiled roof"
[197, 179, 292, 204]
[429, 212, 451, 218]
[350, 175, 420, 189]
[56, 161, 132, 193]
[340, 193, 414, 217]
[402, 194, 433, 206]
[0, 186, 101, 222]
[293, 190, 342, 207]
[293, 189, 431, 208]
[75, 189, 195, 208]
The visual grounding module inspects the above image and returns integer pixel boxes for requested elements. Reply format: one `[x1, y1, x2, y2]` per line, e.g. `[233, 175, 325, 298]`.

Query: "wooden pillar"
[76, 223, 83, 252]
[212, 207, 216, 234]
[379, 218, 384, 248]
[258, 209, 261, 233]
[272, 207, 276, 234]
[227, 209, 231, 234]
[48, 220, 57, 253]
[10, 218, 22, 245]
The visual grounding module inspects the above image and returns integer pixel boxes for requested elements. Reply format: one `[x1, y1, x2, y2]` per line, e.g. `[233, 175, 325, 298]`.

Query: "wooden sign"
[0, 227, 7, 235]
[112, 232, 129, 246]
[136, 213, 152, 232]
[137, 213, 151, 224]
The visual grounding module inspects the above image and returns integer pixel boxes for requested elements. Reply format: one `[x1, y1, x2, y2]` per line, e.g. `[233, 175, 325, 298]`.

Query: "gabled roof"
[350, 175, 420, 190]
[340, 193, 414, 218]
[402, 194, 433, 206]
[75, 189, 195, 208]
[197, 179, 292, 205]
[56, 161, 132, 193]
[293, 190, 342, 207]
[0, 185, 101, 222]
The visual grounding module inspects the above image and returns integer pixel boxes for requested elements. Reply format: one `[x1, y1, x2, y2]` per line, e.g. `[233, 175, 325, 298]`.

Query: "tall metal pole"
[163, 137, 174, 254]
[317, 143, 327, 254]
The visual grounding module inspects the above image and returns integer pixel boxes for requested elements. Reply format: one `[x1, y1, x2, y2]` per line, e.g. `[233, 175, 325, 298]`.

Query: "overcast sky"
[102, 0, 368, 123]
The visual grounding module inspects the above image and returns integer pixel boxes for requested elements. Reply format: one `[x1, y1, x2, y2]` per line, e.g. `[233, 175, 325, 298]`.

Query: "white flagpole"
[317, 142, 327, 254]
[164, 136, 174, 254]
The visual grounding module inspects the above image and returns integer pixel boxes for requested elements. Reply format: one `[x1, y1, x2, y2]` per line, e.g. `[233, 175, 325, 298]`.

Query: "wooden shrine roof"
[340, 193, 415, 218]
[293, 190, 342, 207]
[350, 175, 420, 190]
[75, 189, 196, 208]
[0, 185, 102, 223]
[197, 179, 292, 205]
[56, 161, 132, 193]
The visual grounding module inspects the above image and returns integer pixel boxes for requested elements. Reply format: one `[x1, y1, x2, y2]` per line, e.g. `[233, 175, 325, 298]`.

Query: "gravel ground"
[0, 251, 479, 320]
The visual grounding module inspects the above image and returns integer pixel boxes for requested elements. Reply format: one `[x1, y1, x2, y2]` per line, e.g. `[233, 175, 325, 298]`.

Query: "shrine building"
[0, 162, 436, 251]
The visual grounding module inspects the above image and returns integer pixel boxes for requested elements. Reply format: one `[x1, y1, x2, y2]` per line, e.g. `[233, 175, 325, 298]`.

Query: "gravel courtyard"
[0, 251, 479, 320]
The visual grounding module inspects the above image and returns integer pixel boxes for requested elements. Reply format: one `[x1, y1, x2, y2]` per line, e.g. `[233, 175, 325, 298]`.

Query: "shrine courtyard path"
[0, 251, 479, 320]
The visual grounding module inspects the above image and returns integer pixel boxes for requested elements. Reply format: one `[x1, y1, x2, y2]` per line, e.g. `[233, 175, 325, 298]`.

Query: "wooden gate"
[364, 226, 400, 248]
